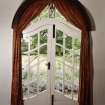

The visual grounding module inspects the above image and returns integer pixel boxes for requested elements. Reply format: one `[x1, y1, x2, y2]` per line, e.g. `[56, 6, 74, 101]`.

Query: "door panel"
[54, 28, 80, 105]
[22, 27, 50, 105]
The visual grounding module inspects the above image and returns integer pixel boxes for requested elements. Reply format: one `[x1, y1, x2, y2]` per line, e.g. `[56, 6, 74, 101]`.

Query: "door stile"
[50, 24, 56, 96]
[47, 25, 53, 104]
[47, 24, 56, 105]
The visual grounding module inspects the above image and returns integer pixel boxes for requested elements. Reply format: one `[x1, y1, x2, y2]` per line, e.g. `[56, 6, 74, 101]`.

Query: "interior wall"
[0, 0, 23, 105]
[0, 0, 105, 105]
[81, 1, 105, 105]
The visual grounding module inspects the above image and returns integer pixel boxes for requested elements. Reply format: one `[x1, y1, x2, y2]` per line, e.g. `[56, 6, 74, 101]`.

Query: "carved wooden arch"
[12, 0, 94, 30]
[11, 0, 94, 105]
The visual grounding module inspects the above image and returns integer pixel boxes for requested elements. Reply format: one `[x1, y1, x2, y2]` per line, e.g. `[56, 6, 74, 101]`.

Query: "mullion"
[71, 38, 75, 100]
[56, 43, 72, 53]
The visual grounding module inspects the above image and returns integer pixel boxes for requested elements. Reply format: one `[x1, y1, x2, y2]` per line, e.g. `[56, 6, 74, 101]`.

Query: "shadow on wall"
[85, 7, 96, 31]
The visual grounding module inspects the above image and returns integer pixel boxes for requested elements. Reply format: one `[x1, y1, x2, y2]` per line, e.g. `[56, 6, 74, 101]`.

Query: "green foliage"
[73, 38, 81, 50]
[65, 36, 72, 49]
[40, 46, 47, 54]
[21, 39, 28, 53]
[56, 30, 63, 45]
[30, 34, 38, 49]
[56, 46, 63, 56]
[22, 71, 28, 80]
[40, 29, 47, 45]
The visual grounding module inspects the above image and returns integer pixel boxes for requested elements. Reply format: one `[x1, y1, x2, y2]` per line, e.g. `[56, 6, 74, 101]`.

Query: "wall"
[81, 1, 105, 105]
[0, 0, 105, 105]
[0, 1, 23, 105]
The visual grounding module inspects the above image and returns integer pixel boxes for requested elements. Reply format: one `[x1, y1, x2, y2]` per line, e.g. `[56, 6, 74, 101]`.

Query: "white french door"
[22, 19, 81, 105]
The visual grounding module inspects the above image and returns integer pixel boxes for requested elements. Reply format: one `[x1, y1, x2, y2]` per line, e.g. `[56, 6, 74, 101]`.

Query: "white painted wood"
[50, 24, 56, 95]
[23, 19, 81, 38]
[47, 24, 53, 103]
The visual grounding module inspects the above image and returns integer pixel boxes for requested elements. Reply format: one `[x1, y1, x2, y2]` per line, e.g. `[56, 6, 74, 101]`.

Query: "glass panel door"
[54, 28, 81, 101]
[22, 21, 81, 105]
[22, 28, 49, 99]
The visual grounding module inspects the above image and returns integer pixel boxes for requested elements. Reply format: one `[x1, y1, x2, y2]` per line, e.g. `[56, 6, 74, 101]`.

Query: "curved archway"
[11, 0, 94, 105]
[12, 0, 93, 30]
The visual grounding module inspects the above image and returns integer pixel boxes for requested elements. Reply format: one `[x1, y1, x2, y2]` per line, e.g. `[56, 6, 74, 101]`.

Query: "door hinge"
[48, 62, 51, 70]
[51, 94, 54, 105]
[53, 24, 55, 38]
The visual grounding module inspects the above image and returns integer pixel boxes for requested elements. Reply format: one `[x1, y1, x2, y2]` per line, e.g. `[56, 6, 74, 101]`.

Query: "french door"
[22, 19, 81, 105]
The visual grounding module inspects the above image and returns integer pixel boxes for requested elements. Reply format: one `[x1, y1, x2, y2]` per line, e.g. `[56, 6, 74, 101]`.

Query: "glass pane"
[72, 73, 79, 101]
[40, 29, 48, 45]
[21, 38, 28, 53]
[28, 67, 38, 96]
[64, 66, 72, 98]
[22, 37, 29, 98]
[40, 6, 49, 19]
[38, 45, 48, 92]
[39, 45, 47, 61]
[56, 30, 63, 45]
[29, 64, 38, 81]
[39, 61, 48, 92]
[73, 53, 79, 101]
[74, 51, 80, 69]
[65, 36, 72, 49]
[55, 44, 63, 92]
[55, 61, 63, 92]
[22, 54, 28, 67]
[30, 50, 38, 65]
[65, 50, 72, 64]
[22, 54, 28, 81]
[29, 82, 37, 97]
[73, 38, 81, 50]
[30, 50, 38, 80]
[22, 66, 28, 82]
[56, 45, 63, 57]
[30, 34, 38, 50]
[23, 84, 28, 98]
[31, 6, 65, 23]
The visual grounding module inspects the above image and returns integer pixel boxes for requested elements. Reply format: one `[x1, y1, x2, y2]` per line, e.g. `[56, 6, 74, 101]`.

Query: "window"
[21, 6, 81, 101]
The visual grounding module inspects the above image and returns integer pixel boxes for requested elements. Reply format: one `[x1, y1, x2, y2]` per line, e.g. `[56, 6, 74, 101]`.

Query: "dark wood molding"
[12, 0, 95, 30]
[12, 0, 35, 28]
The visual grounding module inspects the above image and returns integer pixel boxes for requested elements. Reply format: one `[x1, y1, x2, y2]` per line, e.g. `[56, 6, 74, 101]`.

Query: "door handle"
[53, 24, 55, 38]
[46, 62, 51, 70]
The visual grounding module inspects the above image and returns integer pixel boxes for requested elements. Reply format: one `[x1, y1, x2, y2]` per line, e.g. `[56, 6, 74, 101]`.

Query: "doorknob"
[46, 62, 51, 70]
